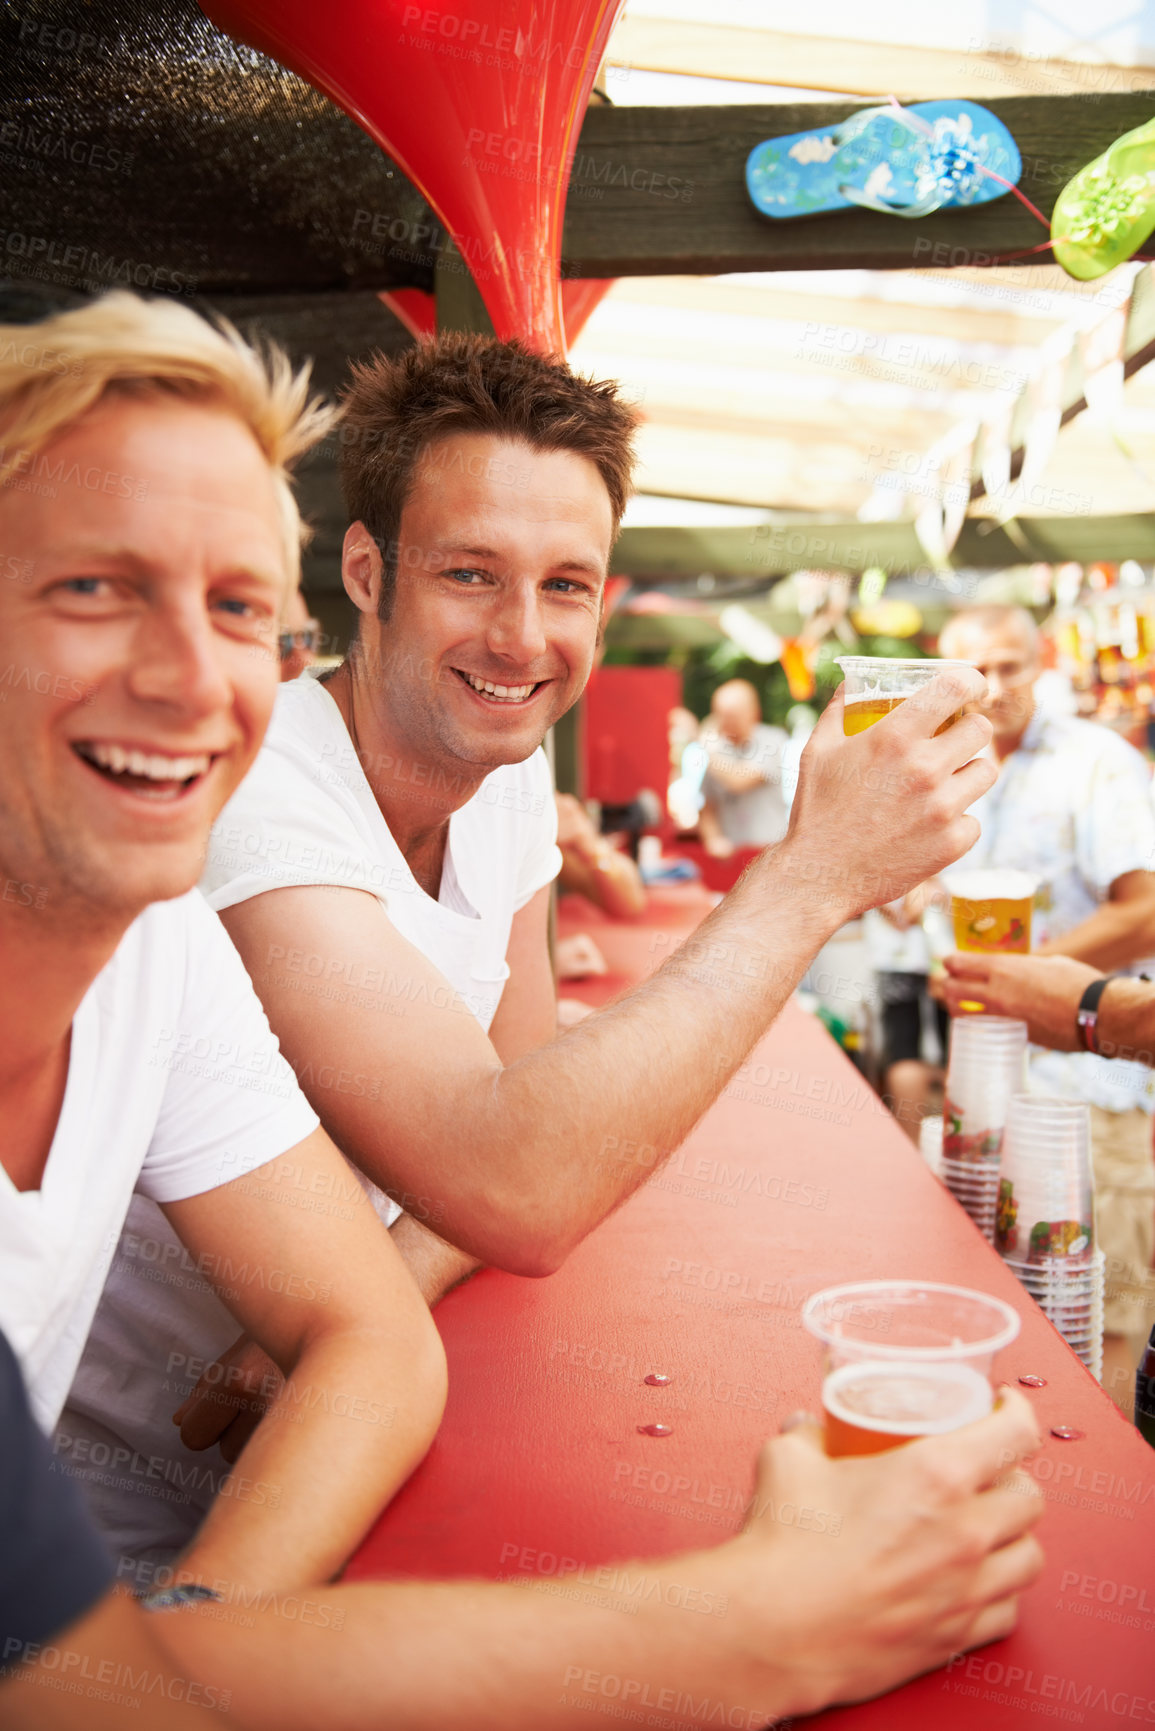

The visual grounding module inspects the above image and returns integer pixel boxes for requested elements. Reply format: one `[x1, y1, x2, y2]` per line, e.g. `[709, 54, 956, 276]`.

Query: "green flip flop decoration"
[1052, 114, 1155, 280]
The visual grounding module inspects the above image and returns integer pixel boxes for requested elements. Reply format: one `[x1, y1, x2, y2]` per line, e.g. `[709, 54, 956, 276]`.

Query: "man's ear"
[341, 521, 383, 615]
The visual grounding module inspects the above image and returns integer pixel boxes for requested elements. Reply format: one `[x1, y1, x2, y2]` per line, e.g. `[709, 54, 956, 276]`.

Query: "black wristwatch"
[1076, 975, 1117, 1055]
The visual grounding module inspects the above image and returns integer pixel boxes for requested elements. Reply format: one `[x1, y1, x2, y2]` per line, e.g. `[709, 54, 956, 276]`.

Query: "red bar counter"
[348, 887, 1155, 1728]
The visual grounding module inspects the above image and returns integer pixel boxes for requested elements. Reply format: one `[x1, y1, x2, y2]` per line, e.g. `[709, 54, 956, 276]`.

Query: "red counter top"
[348, 887, 1155, 1729]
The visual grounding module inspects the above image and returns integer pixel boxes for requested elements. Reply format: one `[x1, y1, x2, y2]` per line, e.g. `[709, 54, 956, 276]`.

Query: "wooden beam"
[594, 276, 1067, 348]
[11, 15, 1155, 293]
[606, 16, 1155, 102]
[613, 513, 1155, 580]
[967, 263, 1155, 505]
[561, 93, 1155, 278]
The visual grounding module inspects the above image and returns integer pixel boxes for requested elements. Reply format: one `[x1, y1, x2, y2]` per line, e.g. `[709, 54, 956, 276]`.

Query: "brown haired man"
[72, 334, 1002, 1521]
[184, 331, 1001, 1301]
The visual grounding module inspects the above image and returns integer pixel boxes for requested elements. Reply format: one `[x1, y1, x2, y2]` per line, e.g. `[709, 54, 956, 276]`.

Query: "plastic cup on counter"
[942, 1016, 1028, 1165]
[802, 1280, 1019, 1457]
[995, 1094, 1094, 1266]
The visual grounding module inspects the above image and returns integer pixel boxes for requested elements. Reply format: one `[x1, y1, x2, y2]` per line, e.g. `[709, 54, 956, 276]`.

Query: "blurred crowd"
[647, 603, 1155, 1410]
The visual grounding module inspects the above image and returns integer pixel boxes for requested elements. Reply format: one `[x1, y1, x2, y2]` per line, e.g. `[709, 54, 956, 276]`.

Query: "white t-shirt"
[0, 893, 316, 1438]
[701, 723, 789, 847]
[201, 675, 562, 1034]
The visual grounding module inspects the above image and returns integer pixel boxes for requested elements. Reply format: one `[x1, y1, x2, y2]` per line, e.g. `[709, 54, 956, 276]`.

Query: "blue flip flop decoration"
[746, 100, 1022, 220]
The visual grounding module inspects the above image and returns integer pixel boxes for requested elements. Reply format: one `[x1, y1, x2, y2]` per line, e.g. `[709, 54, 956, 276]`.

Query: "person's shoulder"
[1046, 713, 1148, 771]
[123, 886, 207, 950]
[265, 673, 349, 764]
[216, 677, 355, 821]
[96, 890, 209, 1005]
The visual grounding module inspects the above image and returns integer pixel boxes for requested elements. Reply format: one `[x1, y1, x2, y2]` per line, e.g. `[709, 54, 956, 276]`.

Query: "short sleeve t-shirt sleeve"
[0, 1330, 113, 1670]
[139, 893, 320, 1204]
[1074, 727, 1155, 896]
[0, 891, 319, 1434]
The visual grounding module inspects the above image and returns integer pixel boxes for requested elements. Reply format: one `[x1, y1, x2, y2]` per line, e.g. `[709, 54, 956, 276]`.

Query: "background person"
[863, 899, 949, 1145]
[278, 585, 322, 680]
[697, 678, 789, 859]
[667, 703, 708, 831]
[555, 790, 645, 920]
[910, 604, 1155, 1406]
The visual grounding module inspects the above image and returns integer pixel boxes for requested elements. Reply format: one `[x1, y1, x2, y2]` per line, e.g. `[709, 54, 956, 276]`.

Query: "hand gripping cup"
[803, 1281, 1020, 1457]
[835, 656, 974, 736]
[945, 868, 1038, 955]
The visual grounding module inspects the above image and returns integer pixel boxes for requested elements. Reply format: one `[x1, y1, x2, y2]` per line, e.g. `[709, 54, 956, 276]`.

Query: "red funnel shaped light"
[379, 278, 614, 345]
[201, 0, 625, 354]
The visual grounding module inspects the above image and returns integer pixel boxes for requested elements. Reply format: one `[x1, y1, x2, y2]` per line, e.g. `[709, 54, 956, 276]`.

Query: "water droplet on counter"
[637, 1423, 673, 1438]
[1050, 1425, 1084, 1441]
[1018, 1375, 1047, 1388]
[644, 1373, 671, 1387]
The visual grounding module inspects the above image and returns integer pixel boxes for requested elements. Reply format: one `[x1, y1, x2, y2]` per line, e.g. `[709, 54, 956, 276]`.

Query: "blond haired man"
[0, 292, 446, 1594]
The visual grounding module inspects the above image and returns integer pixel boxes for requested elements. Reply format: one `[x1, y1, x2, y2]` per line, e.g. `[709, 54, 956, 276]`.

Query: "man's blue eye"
[65, 578, 103, 594]
[216, 597, 252, 615]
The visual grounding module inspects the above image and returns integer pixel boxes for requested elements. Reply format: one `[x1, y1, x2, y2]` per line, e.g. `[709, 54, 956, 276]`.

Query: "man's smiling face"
[0, 392, 288, 922]
[352, 431, 614, 773]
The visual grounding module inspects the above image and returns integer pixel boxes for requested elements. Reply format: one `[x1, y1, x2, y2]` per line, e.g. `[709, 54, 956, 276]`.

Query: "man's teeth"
[462, 671, 535, 702]
[83, 743, 211, 782]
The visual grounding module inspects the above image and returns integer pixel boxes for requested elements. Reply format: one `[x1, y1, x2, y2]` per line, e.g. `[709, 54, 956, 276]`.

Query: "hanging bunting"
[913, 418, 978, 565]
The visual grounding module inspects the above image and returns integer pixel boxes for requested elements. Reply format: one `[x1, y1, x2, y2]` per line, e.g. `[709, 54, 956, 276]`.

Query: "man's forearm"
[1038, 899, 1155, 970]
[1096, 976, 1155, 1065]
[155, 1553, 796, 1731]
[389, 1210, 483, 1306]
[230, 684, 995, 1275]
[177, 1328, 443, 1593]
[413, 846, 846, 1271]
[706, 754, 767, 794]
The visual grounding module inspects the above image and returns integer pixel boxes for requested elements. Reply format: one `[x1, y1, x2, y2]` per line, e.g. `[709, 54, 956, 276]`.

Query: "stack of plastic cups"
[941, 1018, 1028, 1241]
[996, 1094, 1103, 1380]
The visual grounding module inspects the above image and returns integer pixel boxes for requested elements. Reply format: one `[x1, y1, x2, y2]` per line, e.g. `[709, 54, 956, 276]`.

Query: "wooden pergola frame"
[426, 89, 1155, 585]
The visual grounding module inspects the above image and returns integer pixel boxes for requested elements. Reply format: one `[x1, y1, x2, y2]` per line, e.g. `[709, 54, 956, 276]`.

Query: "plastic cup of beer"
[946, 869, 1037, 955]
[802, 1280, 1020, 1457]
[835, 656, 974, 737]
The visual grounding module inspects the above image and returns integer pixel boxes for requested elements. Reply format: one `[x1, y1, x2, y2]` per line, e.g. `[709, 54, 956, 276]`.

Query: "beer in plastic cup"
[946, 869, 1038, 955]
[802, 1280, 1020, 1457]
[836, 656, 973, 737]
[823, 1359, 994, 1456]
